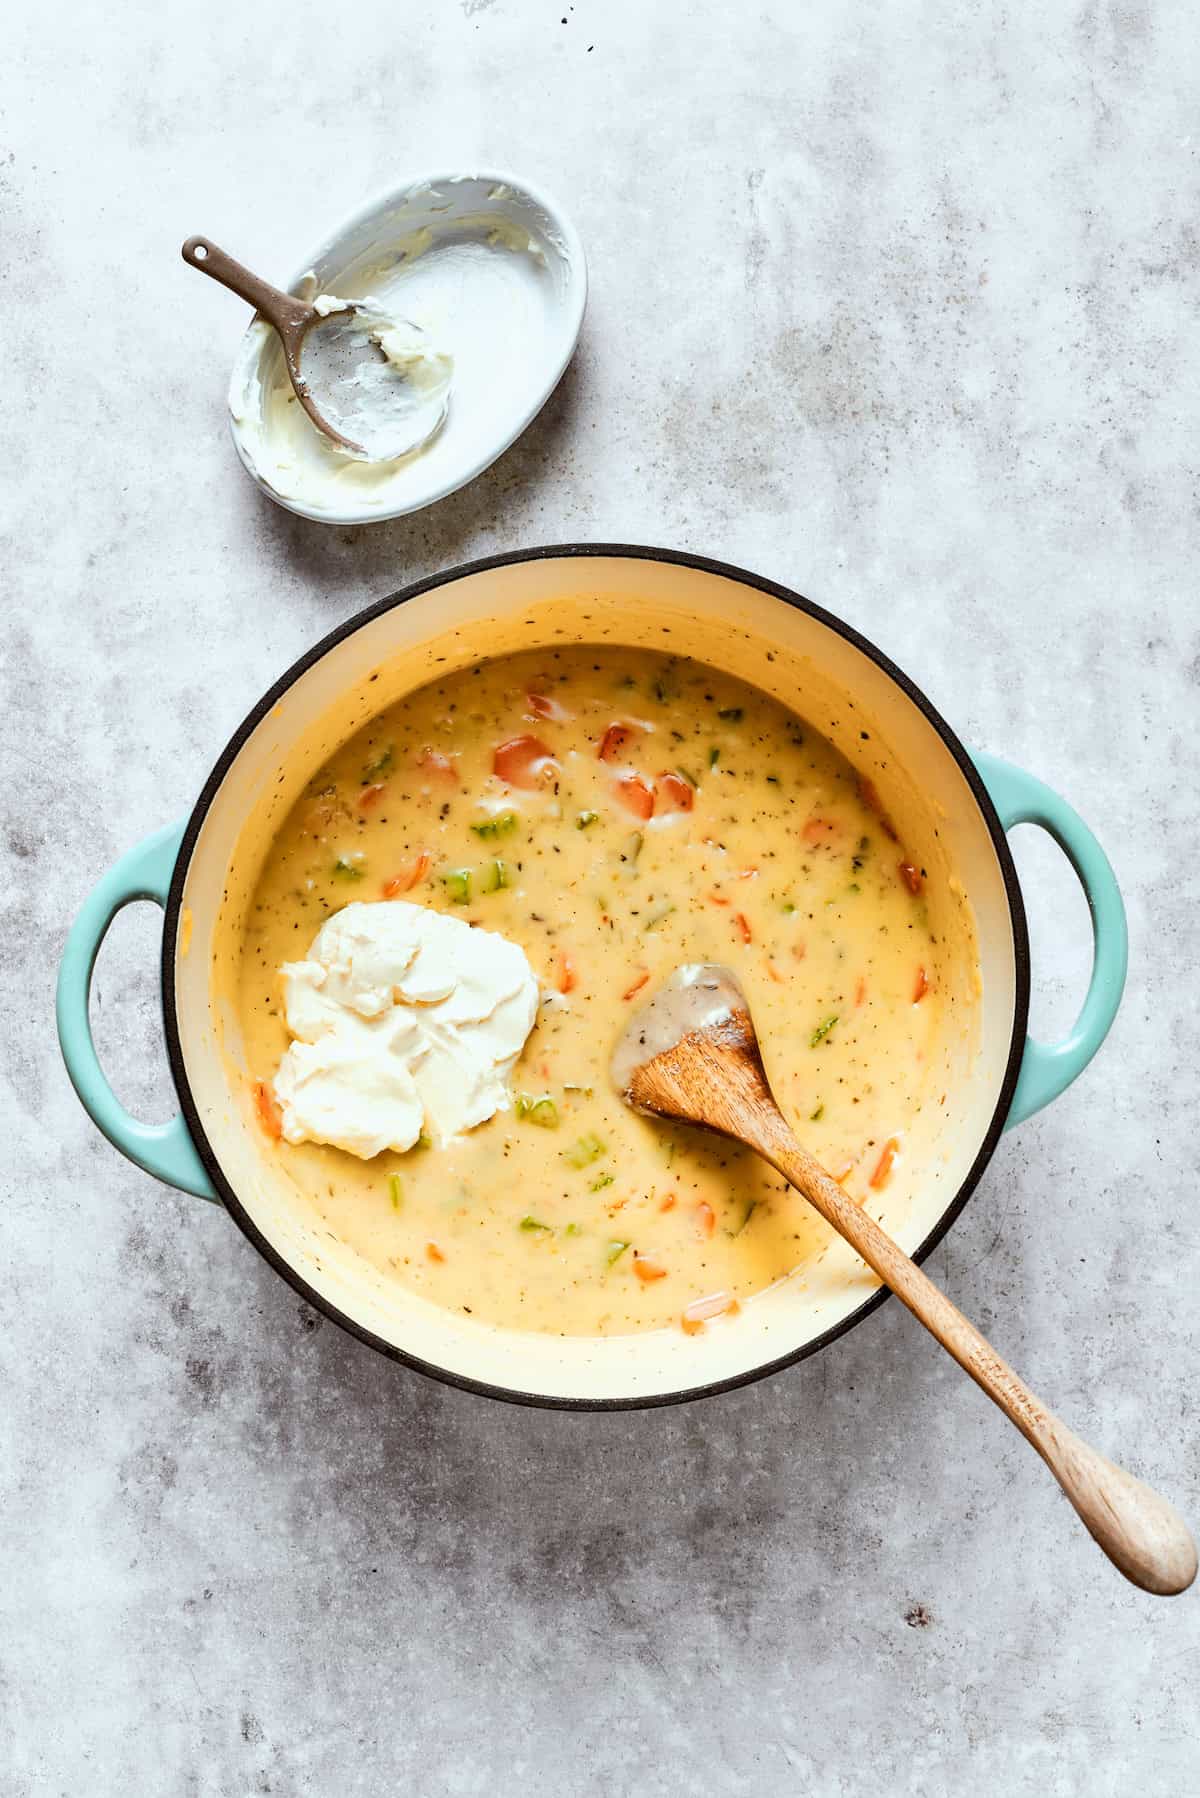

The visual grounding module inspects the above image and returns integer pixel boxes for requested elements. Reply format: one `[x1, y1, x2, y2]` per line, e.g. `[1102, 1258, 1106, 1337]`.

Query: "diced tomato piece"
[383, 851, 432, 897]
[898, 860, 923, 895]
[913, 966, 929, 1003]
[733, 911, 752, 944]
[556, 952, 578, 995]
[253, 1081, 282, 1141]
[695, 1201, 715, 1238]
[598, 722, 639, 761]
[870, 1136, 901, 1190]
[493, 734, 557, 788]
[858, 777, 899, 841]
[357, 782, 387, 810]
[633, 1253, 668, 1283]
[527, 691, 570, 722]
[614, 773, 655, 818]
[417, 748, 458, 783]
[655, 772, 694, 813]
[622, 969, 650, 1002]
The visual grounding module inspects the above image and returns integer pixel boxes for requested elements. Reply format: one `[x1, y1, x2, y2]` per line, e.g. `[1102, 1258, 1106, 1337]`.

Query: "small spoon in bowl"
[612, 962, 1196, 1596]
[182, 236, 452, 461]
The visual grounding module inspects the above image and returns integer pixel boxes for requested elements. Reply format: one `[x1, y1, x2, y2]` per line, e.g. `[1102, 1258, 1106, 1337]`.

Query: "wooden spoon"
[612, 963, 1196, 1596]
[181, 236, 450, 461]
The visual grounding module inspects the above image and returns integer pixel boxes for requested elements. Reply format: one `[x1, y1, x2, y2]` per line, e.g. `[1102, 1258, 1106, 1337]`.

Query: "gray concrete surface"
[4, 2, 1198, 1792]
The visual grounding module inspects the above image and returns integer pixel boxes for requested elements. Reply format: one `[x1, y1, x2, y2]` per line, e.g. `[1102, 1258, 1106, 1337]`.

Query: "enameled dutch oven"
[57, 548, 1127, 1409]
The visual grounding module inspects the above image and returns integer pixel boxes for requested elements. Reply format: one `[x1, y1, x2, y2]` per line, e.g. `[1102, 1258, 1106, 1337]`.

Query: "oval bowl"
[227, 171, 587, 524]
[58, 548, 1127, 1408]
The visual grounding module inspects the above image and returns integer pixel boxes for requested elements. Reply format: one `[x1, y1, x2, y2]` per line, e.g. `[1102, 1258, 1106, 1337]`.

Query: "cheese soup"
[237, 647, 963, 1336]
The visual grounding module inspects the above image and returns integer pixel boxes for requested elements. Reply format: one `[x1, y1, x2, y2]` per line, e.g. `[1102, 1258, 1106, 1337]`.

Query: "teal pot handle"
[56, 821, 218, 1201]
[974, 753, 1128, 1131]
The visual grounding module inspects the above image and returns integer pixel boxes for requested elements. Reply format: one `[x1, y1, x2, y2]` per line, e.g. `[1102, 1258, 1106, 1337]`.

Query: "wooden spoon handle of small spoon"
[181, 236, 366, 453]
[633, 1019, 1196, 1595]
[181, 237, 311, 344]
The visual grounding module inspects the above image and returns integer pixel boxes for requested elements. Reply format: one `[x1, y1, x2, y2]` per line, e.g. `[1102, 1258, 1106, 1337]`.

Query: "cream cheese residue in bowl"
[300, 297, 455, 462]
[228, 173, 586, 522]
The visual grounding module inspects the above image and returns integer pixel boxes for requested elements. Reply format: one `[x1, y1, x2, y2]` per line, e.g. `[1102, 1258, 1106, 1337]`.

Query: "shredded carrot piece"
[833, 1159, 855, 1184]
[598, 722, 638, 761]
[695, 1201, 715, 1238]
[357, 782, 387, 811]
[898, 860, 923, 895]
[622, 970, 651, 1001]
[417, 748, 458, 783]
[633, 1253, 668, 1282]
[682, 1290, 739, 1328]
[855, 976, 868, 1007]
[913, 966, 929, 1003]
[765, 958, 786, 984]
[253, 1080, 282, 1141]
[383, 850, 432, 898]
[426, 1242, 446, 1264]
[655, 772, 694, 813]
[494, 734, 556, 789]
[527, 691, 570, 722]
[659, 1193, 677, 1212]
[858, 777, 899, 841]
[791, 941, 807, 961]
[733, 912, 752, 944]
[802, 817, 839, 845]
[870, 1136, 901, 1190]
[737, 867, 758, 880]
[614, 772, 655, 818]
[556, 952, 578, 995]
[707, 889, 730, 906]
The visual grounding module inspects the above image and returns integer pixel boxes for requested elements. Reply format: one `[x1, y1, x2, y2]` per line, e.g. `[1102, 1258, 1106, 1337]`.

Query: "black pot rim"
[161, 543, 1030, 1412]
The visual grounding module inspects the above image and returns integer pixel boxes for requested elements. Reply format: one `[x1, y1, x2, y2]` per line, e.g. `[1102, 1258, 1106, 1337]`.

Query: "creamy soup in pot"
[236, 647, 966, 1336]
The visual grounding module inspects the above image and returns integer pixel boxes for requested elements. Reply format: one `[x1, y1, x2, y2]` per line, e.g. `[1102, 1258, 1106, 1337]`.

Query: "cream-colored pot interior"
[172, 553, 1019, 1405]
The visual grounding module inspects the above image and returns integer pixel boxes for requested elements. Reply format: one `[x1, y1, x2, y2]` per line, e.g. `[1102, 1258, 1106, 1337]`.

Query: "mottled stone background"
[4, 1, 1198, 1792]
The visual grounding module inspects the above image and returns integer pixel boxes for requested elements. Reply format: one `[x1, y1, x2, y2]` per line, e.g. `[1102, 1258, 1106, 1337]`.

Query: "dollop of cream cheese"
[272, 901, 539, 1159]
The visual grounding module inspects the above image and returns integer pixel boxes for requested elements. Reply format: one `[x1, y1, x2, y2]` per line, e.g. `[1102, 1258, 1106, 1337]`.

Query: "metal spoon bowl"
[182, 237, 450, 462]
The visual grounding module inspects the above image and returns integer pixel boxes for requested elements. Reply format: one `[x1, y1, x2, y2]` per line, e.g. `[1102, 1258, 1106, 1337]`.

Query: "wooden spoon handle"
[181, 237, 310, 343]
[752, 1106, 1196, 1595]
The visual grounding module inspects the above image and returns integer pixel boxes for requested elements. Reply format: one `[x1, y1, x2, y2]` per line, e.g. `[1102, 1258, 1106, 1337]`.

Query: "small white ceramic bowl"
[227, 171, 587, 525]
